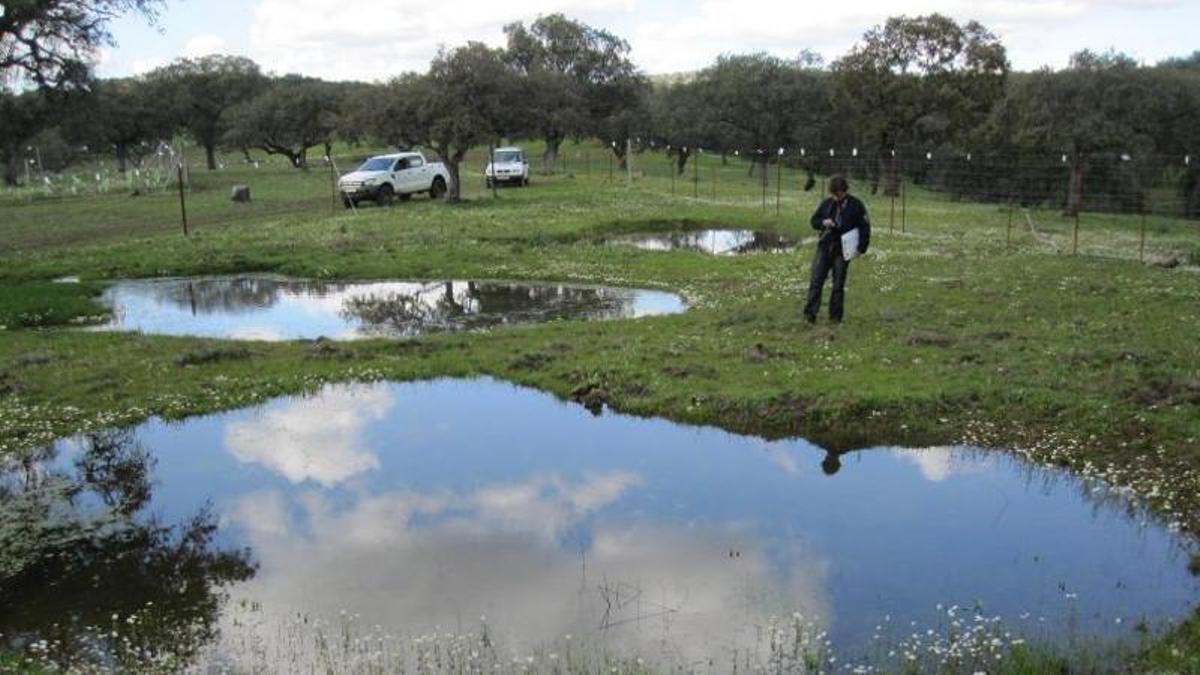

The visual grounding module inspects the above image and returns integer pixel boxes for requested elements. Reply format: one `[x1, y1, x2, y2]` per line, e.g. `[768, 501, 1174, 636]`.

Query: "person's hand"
[822, 218, 835, 229]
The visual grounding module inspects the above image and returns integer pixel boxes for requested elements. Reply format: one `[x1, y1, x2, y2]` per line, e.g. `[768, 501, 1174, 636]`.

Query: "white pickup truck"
[338, 151, 451, 207]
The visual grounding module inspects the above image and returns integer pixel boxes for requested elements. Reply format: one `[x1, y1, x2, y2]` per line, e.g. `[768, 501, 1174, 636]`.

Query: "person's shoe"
[803, 313, 817, 325]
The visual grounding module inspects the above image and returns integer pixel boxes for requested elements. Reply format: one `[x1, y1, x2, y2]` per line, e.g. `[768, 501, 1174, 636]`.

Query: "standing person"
[804, 174, 870, 324]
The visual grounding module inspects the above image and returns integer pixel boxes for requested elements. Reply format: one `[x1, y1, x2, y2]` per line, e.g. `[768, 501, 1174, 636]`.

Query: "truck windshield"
[494, 151, 523, 163]
[359, 157, 396, 171]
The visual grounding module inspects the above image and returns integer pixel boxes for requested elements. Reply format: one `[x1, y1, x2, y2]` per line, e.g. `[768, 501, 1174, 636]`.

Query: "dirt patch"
[508, 351, 554, 371]
[662, 363, 717, 379]
[12, 351, 53, 368]
[0, 371, 21, 396]
[748, 342, 788, 363]
[175, 347, 253, 367]
[809, 327, 838, 344]
[1129, 377, 1200, 407]
[909, 332, 956, 347]
[305, 338, 354, 360]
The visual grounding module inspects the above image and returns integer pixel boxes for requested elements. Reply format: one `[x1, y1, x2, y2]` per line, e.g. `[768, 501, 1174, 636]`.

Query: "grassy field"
[1, 141, 1199, 672]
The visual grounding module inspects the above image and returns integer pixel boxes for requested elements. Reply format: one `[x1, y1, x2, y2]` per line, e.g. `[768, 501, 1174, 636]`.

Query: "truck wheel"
[341, 194, 354, 209]
[430, 176, 447, 200]
[376, 184, 394, 206]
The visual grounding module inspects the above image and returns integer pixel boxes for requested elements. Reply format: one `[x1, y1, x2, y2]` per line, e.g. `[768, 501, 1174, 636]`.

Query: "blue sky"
[96, 0, 1200, 80]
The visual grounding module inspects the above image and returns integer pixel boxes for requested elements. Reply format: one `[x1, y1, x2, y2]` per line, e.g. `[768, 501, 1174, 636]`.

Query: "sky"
[95, 0, 1199, 81]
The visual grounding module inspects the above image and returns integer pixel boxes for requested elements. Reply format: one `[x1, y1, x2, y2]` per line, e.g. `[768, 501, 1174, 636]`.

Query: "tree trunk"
[882, 155, 899, 197]
[675, 149, 690, 175]
[612, 145, 627, 171]
[1066, 156, 1084, 216]
[542, 136, 562, 175]
[445, 158, 462, 202]
[3, 148, 20, 186]
[204, 143, 217, 171]
[1182, 165, 1200, 219]
[115, 143, 129, 174]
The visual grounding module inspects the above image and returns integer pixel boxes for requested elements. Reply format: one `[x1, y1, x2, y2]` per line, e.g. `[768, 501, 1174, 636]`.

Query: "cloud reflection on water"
[225, 470, 832, 665]
[224, 385, 391, 486]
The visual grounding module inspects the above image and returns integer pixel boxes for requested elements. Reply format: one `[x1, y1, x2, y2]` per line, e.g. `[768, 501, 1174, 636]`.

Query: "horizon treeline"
[3, 13, 1198, 209]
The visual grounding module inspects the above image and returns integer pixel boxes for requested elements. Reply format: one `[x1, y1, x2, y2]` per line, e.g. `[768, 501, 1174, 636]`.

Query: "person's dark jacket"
[810, 194, 871, 254]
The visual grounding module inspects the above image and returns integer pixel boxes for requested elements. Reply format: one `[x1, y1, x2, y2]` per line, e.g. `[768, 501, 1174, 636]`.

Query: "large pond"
[3, 379, 1193, 671]
[92, 275, 686, 340]
[611, 229, 798, 255]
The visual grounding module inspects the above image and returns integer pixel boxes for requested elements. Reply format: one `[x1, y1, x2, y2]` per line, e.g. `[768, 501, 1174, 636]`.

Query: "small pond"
[611, 229, 798, 255]
[91, 275, 685, 340]
[4, 379, 1194, 671]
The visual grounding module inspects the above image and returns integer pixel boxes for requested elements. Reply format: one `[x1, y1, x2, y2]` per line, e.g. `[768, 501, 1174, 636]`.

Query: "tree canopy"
[1, 0, 162, 91]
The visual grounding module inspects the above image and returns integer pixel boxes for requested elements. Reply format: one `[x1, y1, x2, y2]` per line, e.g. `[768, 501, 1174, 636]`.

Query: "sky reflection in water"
[92, 276, 685, 340]
[611, 229, 798, 255]
[47, 379, 1198, 663]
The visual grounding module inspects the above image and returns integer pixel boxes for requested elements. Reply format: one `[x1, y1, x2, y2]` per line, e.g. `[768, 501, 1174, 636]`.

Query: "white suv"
[484, 147, 530, 187]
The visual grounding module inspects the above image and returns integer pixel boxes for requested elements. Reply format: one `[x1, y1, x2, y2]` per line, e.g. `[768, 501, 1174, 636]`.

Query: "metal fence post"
[176, 163, 189, 237]
[1139, 207, 1147, 263]
[775, 148, 783, 216]
[490, 144, 498, 199]
[670, 150, 676, 195]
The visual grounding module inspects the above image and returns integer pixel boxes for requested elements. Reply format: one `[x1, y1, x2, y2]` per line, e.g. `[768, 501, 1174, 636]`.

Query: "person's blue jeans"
[804, 239, 850, 322]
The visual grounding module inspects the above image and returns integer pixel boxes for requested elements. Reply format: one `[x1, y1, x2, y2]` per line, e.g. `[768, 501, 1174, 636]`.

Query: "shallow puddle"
[91, 275, 685, 340]
[4, 379, 1194, 670]
[611, 229, 797, 255]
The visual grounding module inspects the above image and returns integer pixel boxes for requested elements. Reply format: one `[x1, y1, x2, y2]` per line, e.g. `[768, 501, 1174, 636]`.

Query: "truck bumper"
[339, 184, 384, 201]
[486, 174, 526, 185]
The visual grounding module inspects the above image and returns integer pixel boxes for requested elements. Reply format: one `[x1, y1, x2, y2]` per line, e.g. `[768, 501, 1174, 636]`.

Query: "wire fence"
[3, 139, 1196, 266]
[583, 145, 1200, 265]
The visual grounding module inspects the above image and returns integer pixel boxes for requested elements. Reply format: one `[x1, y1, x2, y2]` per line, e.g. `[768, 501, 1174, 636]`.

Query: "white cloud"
[629, 0, 1131, 72]
[224, 384, 392, 486]
[183, 33, 228, 58]
[247, 0, 637, 80]
[129, 56, 170, 75]
[222, 473, 832, 665]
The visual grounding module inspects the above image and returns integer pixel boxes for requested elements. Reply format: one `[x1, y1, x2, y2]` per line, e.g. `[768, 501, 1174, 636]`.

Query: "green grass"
[1, 140, 1199, 672]
[0, 281, 105, 329]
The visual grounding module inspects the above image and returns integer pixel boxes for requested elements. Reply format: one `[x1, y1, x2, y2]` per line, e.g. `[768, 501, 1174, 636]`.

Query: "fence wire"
[598, 146, 1198, 265]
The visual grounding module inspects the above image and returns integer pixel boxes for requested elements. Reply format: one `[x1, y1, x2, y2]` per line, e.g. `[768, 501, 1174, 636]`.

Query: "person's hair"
[828, 174, 849, 195]
[821, 453, 842, 476]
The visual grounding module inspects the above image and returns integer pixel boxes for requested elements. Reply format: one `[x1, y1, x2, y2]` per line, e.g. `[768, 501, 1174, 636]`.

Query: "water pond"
[91, 275, 685, 340]
[611, 229, 798, 255]
[4, 378, 1193, 671]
